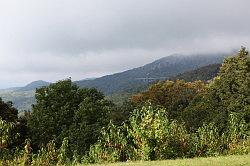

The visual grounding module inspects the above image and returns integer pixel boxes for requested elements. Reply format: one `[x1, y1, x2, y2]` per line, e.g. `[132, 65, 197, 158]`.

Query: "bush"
[190, 123, 221, 157]
[126, 104, 190, 160]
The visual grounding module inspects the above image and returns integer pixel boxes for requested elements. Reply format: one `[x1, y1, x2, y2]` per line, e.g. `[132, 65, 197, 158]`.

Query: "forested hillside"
[0, 48, 249, 165]
[108, 63, 221, 105]
[76, 53, 226, 95]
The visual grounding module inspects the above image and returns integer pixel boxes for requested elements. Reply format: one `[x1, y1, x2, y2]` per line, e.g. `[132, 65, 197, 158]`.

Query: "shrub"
[31, 140, 58, 166]
[126, 104, 190, 160]
[85, 104, 191, 163]
[191, 123, 221, 157]
[0, 118, 16, 161]
[83, 122, 128, 164]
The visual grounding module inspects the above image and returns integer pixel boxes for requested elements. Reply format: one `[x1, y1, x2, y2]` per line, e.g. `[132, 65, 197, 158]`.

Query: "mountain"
[107, 63, 222, 105]
[0, 53, 229, 111]
[18, 80, 51, 91]
[76, 53, 226, 95]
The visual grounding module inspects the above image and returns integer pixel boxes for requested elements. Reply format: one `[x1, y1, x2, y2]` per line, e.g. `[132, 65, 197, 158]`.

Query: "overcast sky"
[0, 0, 249, 88]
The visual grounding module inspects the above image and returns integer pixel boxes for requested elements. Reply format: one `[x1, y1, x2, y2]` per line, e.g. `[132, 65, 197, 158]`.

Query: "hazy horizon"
[0, 0, 249, 88]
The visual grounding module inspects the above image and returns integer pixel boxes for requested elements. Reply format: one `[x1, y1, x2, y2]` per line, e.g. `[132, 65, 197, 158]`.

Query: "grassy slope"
[85, 154, 250, 166]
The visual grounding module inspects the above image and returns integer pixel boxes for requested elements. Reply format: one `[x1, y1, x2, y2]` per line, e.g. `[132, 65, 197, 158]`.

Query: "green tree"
[28, 79, 114, 155]
[207, 47, 250, 127]
[183, 47, 250, 131]
[68, 95, 113, 155]
[212, 47, 249, 113]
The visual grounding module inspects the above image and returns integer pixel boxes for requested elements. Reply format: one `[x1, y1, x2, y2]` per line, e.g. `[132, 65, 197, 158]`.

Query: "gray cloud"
[0, 0, 250, 88]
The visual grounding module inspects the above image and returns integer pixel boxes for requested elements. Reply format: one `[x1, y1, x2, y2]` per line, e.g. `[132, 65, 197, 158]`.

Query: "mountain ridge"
[0, 52, 231, 111]
[75, 53, 227, 95]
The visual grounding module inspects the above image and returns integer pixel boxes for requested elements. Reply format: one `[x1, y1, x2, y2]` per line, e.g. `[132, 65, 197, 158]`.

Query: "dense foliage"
[84, 105, 248, 164]
[208, 47, 250, 123]
[0, 48, 249, 165]
[183, 47, 250, 132]
[131, 80, 206, 120]
[0, 99, 28, 163]
[28, 79, 114, 155]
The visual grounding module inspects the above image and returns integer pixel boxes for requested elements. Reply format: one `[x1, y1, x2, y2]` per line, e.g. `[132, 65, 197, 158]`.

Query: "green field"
[85, 154, 250, 166]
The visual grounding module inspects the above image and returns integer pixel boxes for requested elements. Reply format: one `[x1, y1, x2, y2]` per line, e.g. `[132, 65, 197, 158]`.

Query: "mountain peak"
[18, 80, 51, 91]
